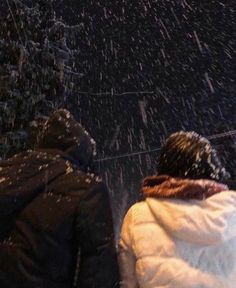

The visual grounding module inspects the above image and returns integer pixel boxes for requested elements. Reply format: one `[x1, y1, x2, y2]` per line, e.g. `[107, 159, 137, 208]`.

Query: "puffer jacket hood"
[142, 175, 234, 246]
[142, 174, 228, 199]
[36, 109, 96, 169]
[119, 176, 236, 288]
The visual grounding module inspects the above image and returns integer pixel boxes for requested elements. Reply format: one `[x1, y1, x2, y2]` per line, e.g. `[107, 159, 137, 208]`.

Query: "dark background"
[53, 0, 236, 230]
[1, 0, 235, 233]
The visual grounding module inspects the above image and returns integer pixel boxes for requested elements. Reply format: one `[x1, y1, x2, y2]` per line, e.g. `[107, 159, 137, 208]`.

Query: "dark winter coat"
[0, 109, 120, 288]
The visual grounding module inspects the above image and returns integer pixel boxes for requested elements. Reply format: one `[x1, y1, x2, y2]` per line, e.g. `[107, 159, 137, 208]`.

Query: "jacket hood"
[142, 175, 236, 246]
[0, 150, 74, 219]
[142, 175, 227, 200]
[36, 109, 96, 169]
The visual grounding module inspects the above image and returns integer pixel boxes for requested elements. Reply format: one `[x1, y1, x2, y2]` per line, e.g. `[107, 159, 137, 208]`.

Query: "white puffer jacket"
[119, 176, 236, 288]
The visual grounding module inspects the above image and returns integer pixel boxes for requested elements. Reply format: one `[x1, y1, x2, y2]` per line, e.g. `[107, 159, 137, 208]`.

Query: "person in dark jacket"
[0, 109, 120, 288]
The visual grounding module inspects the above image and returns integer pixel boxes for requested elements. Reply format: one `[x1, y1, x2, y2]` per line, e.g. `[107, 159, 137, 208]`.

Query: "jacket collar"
[141, 175, 228, 200]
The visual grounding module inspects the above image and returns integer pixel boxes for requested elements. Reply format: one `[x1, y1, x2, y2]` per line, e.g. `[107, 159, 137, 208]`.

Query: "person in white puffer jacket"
[119, 131, 236, 288]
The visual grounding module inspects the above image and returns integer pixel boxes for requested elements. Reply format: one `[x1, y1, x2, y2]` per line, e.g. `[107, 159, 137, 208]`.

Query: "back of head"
[157, 131, 228, 181]
[36, 109, 96, 170]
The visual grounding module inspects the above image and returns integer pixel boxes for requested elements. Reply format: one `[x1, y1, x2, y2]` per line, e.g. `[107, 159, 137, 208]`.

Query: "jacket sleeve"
[75, 181, 120, 288]
[118, 208, 139, 288]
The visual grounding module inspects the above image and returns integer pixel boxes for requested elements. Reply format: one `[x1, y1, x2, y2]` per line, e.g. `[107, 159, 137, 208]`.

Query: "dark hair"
[157, 131, 228, 181]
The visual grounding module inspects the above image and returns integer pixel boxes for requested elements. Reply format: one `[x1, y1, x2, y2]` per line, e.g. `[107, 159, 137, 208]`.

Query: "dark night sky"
[53, 0, 235, 153]
[1, 0, 235, 227]
[52, 1, 236, 226]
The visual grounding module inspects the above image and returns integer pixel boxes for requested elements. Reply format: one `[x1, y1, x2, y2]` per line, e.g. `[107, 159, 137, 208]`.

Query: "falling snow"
[0, 0, 235, 227]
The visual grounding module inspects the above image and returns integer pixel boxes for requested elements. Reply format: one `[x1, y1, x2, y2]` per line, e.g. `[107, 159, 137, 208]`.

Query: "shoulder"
[72, 171, 104, 187]
[49, 168, 107, 199]
[123, 201, 151, 225]
[127, 201, 148, 214]
[70, 172, 110, 206]
[77, 172, 108, 197]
